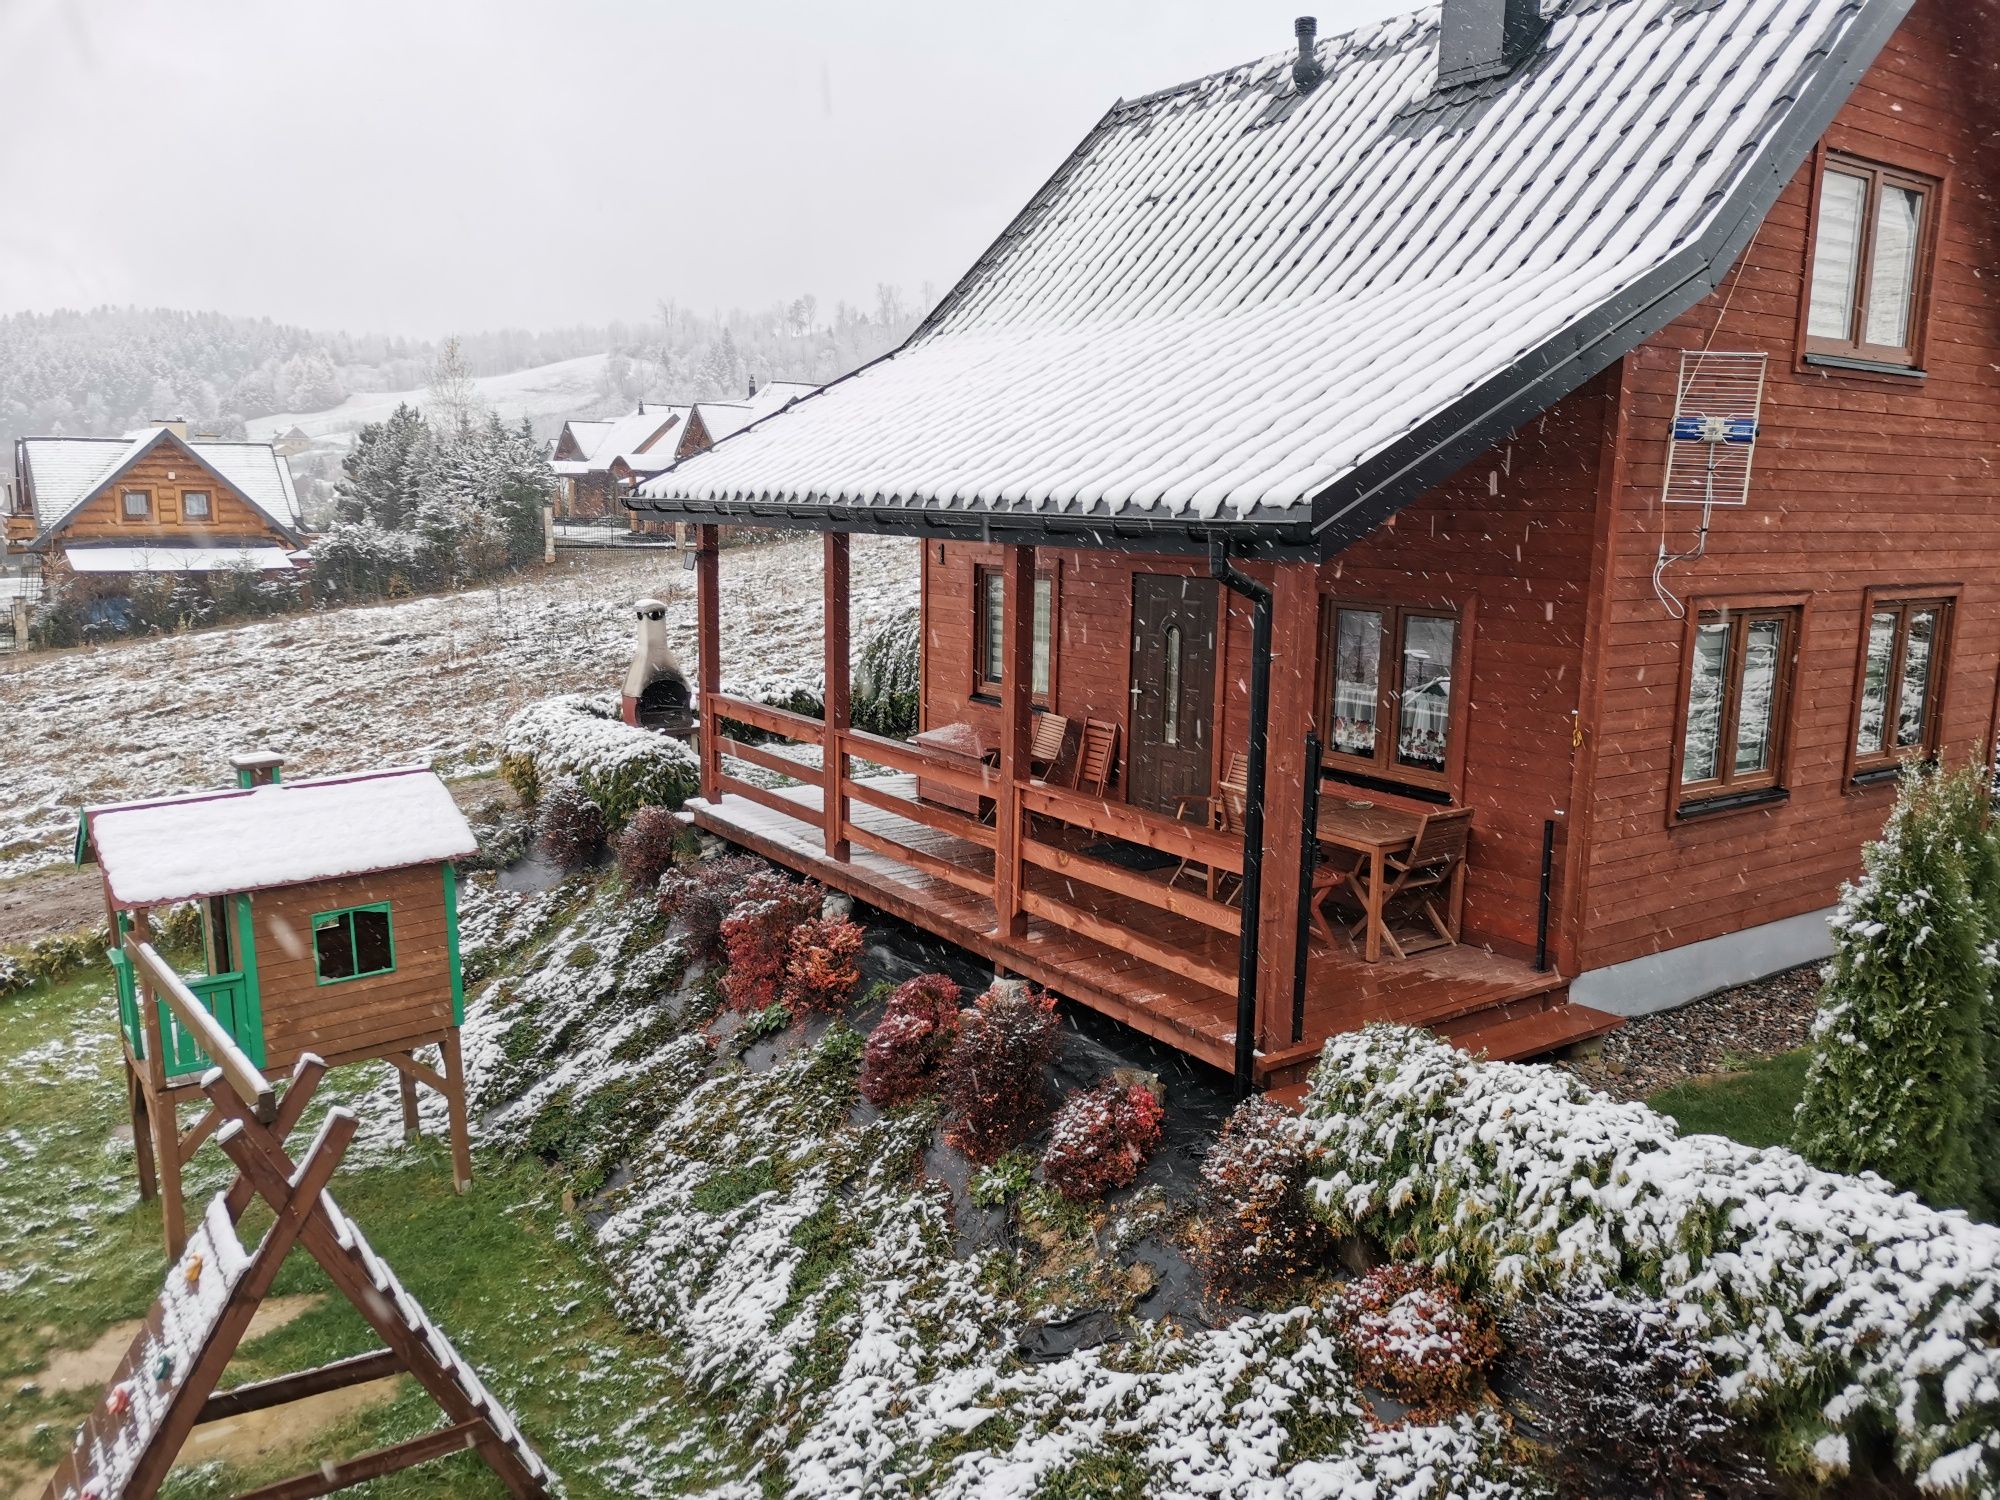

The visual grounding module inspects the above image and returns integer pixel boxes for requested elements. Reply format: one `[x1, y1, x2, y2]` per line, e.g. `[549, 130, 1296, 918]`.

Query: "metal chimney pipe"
[1292, 16, 1324, 94]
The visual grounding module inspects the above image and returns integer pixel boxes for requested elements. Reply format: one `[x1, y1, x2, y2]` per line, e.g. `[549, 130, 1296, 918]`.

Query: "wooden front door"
[1127, 574, 1218, 814]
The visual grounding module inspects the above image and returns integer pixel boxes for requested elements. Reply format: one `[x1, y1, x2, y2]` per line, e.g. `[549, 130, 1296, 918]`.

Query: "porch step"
[1441, 999, 1623, 1062]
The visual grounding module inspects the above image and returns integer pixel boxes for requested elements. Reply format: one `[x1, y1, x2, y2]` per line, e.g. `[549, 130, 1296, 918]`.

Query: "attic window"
[182, 490, 211, 520]
[1805, 153, 1936, 370]
[121, 490, 151, 520]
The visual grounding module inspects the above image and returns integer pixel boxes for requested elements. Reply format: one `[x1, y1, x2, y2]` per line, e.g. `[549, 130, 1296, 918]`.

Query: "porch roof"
[637, 0, 1908, 555]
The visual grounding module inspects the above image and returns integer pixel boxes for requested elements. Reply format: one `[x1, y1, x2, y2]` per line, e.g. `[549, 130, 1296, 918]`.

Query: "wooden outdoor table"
[913, 722, 997, 817]
[1315, 797, 1424, 963]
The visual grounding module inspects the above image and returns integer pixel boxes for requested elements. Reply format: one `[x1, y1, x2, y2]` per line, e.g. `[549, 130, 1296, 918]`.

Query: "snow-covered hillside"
[247, 353, 612, 442]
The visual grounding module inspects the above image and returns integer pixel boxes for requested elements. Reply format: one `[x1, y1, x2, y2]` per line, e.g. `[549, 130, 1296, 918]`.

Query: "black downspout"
[1292, 732, 1322, 1045]
[1209, 536, 1271, 1098]
[1535, 817, 1557, 972]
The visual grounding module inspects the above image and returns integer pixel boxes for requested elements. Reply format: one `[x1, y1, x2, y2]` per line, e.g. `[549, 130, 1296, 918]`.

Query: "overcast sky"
[0, 0, 1415, 339]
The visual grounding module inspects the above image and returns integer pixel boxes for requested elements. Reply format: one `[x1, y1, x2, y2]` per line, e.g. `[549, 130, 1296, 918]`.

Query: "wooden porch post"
[1254, 562, 1320, 1057]
[695, 524, 721, 803]
[992, 545, 1035, 939]
[823, 533, 851, 860]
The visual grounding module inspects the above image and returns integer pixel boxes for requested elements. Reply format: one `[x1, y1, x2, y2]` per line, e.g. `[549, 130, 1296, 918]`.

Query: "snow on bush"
[852, 605, 920, 739]
[536, 777, 607, 871]
[940, 982, 1061, 1164]
[1301, 1025, 2000, 1493]
[1188, 1096, 1333, 1303]
[656, 853, 765, 963]
[1039, 1079, 1164, 1202]
[719, 872, 824, 1012]
[857, 975, 963, 1110]
[1333, 1264, 1498, 1417]
[781, 916, 865, 1015]
[500, 691, 699, 829]
[615, 805, 692, 892]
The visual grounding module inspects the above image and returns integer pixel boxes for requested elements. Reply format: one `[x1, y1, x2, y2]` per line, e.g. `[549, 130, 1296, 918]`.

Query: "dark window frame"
[120, 488, 152, 522]
[1318, 598, 1469, 796]
[180, 489, 212, 520]
[1670, 600, 1803, 817]
[311, 902, 397, 985]
[1801, 149, 1940, 372]
[972, 562, 1059, 705]
[1847, 587, 1956, 782]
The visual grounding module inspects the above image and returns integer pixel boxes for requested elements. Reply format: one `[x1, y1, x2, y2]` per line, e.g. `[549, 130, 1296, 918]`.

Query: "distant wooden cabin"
[636, 0, 2000, 1095]
[5, 422, 306, 592]
[78, 755, 478, 1256]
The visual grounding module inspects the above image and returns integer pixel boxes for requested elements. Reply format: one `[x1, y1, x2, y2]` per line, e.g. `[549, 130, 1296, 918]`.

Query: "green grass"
[0, 962, 733, 1498]
[1648, 1049, 1812, 1149]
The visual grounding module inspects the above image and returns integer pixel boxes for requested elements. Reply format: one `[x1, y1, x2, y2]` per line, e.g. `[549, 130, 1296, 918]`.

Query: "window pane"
[1865, 184, 1923, 349]
[122, 491, 148, 518]
[1683, 620, 1732, 784]
[1809, 169, 1868, 340]
[1162, 624, 1182, 747]
[1330, 609, 1382, 759]
[980, 571, 1004, 683]
[313, 914, 356, 981]
[183, 491, 210, 518]
[1855, 610, 1896, 755]
[352, 908, 394, 975]
[1733, 618, 1784, 776]
[1031, 577, 1052, 697]
[1895, 607, 1939, 750]
[1397, 615, 1456, 773]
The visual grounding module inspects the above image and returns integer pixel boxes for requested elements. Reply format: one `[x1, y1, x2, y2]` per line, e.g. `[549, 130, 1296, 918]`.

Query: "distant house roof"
[552, 404, 688, 479]
[690, 382, 817, 445]
[80, 766, 478, 906]
[16, 428, 305, 549]
[638, 0, 1911, 555]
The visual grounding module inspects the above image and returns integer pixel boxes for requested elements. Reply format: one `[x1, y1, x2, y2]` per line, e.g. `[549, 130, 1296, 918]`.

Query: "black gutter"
[1207, 534, 1269, 1098]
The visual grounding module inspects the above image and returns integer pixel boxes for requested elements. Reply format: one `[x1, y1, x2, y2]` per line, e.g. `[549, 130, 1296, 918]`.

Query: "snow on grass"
[245, 353, 612, 442]
[0, 536, 917, 879]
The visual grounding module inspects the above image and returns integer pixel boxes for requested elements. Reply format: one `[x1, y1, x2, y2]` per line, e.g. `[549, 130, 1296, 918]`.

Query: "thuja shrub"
[719, 873, 823, 1012]
[537, 778, 607, 871]
[1040, 1079, 1165, 1201]
[656, 853, 764, 962]
[782, 916, 864, 1014]
[1794, 764, 1990, 1209]
[1927, 757, 2000, 1215]
[1187, 1096, 1332, 1301]
[616, 805, 692, 893]
[1334, 1264, 1499, 1416]
[858, 974, 963, 1109]
[1502, 1292, 1781, 1499]
[940, 982, 1061, 1163]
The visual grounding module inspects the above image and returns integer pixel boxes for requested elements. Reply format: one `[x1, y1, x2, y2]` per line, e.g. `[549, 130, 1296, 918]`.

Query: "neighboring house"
[635, 0, 1999, 1095]
[5, 421, 307, 591]
[269, 425, 315, 459]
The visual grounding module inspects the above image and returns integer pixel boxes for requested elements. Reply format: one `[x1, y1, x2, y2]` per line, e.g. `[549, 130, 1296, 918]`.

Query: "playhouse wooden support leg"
[441, 1031, 472, 1193]
[397, 1058, 421, 1143]
[128, 1062, 158, 1203]
[150, 1090, 187, 1260]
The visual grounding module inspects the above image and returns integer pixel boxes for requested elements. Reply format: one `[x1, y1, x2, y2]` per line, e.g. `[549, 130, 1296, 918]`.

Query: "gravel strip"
[1564, 963, 1823, 1102]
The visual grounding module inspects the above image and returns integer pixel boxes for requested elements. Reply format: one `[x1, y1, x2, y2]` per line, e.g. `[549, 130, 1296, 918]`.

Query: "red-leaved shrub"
[537, 779, 606, 871]
[1188, 1096, 1332, 1301]
[1334, 1264, 1500, 1416]
[719, 872, 823, 1011]
[616, 805, 688, 892]
[940, 982, 1060, 1163]
[656, 853, 763, 961]
[781, 916, 864, 1013]
[1040, 1079, 1165, 1200]
[858, 974, 963, 1108]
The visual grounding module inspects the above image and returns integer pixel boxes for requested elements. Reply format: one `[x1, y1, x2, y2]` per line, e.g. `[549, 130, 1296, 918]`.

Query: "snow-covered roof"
[16, 429, 305, 546]
[83, 767, 478, 906]
[557, 405, 688, 477]
[638, 0, 1910, 552]
[65, 544, 299, 574]
[693, 382, 818, 445]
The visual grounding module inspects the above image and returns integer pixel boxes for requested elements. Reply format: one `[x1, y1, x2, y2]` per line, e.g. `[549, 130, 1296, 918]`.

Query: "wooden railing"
[127, 938, 277, 1122]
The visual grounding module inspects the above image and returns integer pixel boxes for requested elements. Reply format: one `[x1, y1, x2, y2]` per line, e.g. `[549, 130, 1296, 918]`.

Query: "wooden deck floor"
[691, 775, 1574, 1086]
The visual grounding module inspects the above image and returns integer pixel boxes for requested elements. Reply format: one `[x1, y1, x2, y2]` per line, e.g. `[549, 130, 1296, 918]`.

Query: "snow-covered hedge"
[500, 692, 698, 829]
[1301, 1026, 2000, 1494]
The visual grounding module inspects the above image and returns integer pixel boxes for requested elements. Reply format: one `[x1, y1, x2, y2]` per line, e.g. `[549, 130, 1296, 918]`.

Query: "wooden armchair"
[1348, 806, 1472, 959]
[1075, 719, 1120, 798]
[1170, 753, 1250, 901]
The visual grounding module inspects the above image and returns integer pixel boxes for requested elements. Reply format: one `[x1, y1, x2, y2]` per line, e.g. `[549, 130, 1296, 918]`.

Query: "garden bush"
[1793, 763, 1990, 1210]
[616, 805, 692, 893]
[1929, 757, 2000, 1215]
[851, 605, 920, 739]
[858, 974, 963, 1109]
[0, 925, 116, 996]
[781, 916, 865, 1014]
[940, 981, 1060, 1163]
[1040, 1078, 1164, 1201]
[500, 692, 699, 828]
[719, 872, 823, 1012]
[655, 853, 763, 962]
[536, 778, 606, 871]
[1333, 1264, 1498, 1417]
[1187, 1096, 1332, 1302]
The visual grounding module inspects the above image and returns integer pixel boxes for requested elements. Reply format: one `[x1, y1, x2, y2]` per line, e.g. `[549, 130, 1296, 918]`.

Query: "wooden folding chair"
[1348, 806, 1473, 960]
[1075, 719, 1120, 798]
[1171, 753, 1250, 900]
[1029, 712, 1073, 784]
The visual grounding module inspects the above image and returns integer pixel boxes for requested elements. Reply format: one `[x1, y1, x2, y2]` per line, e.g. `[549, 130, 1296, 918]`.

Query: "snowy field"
[0, 536, 917, 880]
[245, 353, 613, 444]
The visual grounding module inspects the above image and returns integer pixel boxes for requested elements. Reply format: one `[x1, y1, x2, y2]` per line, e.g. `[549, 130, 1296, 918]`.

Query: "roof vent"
[1292, 16, 1324, 94]
[1438, 0, 1547, 88]
[748, 375, 759, 398]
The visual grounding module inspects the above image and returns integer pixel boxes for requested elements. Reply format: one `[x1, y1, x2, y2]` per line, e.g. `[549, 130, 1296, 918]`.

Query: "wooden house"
[634, 0, 2000, 1094]
[6, 423, 307, 591]
[77, 755, 479, 1255]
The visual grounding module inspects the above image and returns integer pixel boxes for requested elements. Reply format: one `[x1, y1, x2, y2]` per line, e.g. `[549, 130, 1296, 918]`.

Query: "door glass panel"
[1683, 619, 1731, 785]
[1733, 617, 1783, 776]
[1396, 615, 1456, 773]
[1866, 184, 1923, 349]
[980, 571, 1005, 683]
[1031, 577, 1053, 697]
[1809, 169, 1868, 340]
[1162, 624, 1182, 747]
[1896, 607, 1938, 749]
[1330, 609, 1381, 759]
[1856, 609, 1898, 755]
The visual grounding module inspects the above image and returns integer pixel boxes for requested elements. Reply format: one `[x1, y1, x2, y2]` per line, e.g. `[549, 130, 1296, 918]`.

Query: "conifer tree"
[1931, 756, 2000, 1216]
